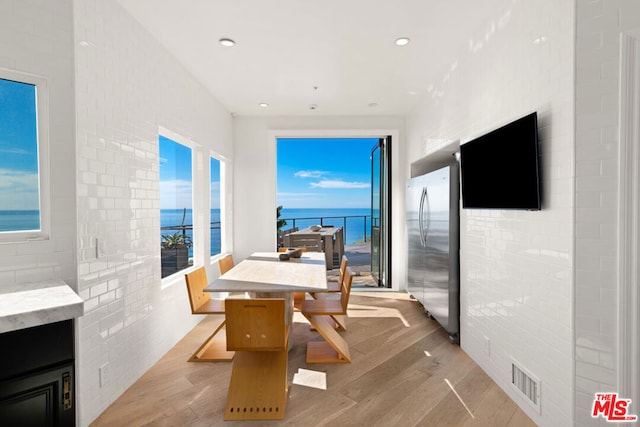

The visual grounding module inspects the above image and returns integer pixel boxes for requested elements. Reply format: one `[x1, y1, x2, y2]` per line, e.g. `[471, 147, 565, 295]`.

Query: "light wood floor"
[91, 293, 536, 427]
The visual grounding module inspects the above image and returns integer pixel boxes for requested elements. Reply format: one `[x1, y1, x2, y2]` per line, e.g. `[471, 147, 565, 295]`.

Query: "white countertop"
[0, 280, 84, 333]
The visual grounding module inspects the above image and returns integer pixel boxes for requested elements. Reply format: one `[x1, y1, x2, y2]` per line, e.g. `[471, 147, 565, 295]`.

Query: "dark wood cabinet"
[0, 320, 75, 426]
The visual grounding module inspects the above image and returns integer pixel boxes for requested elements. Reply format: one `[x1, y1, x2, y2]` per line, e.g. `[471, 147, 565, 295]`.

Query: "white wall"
[73, 0, 233, 424]
[575, 1, 640, 425]
[405, 1, 575, 426]
[0, 1, 77, 290]
[233, 116, 405, 289]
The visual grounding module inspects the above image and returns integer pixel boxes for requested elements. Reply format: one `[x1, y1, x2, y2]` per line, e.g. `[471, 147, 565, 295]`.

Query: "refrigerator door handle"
[423, 187, 431, 247]
[419, 187, 427, 247]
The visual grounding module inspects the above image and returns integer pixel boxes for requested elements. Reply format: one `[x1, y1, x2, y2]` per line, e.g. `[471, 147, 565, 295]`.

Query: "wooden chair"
[184, 267, 234, 362]
[218, 253, 235, 275]
[301, 268, 354, 363]
[307, 255, 349, 330]
[223, 298, 289, 420]
[323, 255, 348, 293]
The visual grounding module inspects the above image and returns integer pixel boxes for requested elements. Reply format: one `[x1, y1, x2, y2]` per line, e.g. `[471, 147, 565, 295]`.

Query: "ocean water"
[0, 208, 370, 253]
[279, 208, 372, 244]
[0, 210, 40, 232]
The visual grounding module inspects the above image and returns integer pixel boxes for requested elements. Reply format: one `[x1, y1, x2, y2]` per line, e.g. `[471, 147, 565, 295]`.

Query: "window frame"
[0, 68, 50, 243]
[159, 127, 196, 285]
[209, 152, 227, 259]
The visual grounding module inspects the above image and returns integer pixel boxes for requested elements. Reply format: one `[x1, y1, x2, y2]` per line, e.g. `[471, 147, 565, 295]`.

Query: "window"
[159, 134, 193, 278]
[210, 156, 222, 257]
[0, 70, 49, 241]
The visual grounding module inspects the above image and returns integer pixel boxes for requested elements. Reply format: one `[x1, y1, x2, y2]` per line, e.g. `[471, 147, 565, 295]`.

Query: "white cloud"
[160, 179, 193, 209]
[294, 170, 329, 179]
[0, 169, 38, 188]
[0, 147, 31, 155]
[277, 191, 317, 198]
[0, 169, 39, 209]
[309, 180, 370, 189]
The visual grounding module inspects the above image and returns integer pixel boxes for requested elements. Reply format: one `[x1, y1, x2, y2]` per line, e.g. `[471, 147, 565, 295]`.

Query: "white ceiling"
[116, 0, 506, 117]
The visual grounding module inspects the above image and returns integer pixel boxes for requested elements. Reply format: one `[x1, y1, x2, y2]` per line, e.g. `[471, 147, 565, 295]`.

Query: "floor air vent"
[510, 359, 541, 413]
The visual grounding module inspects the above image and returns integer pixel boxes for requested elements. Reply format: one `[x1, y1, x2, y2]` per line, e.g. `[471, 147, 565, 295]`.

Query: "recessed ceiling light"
[394, 37, 410, 46]
[219, 38, 236, 47]
[258, 102, 269, 108]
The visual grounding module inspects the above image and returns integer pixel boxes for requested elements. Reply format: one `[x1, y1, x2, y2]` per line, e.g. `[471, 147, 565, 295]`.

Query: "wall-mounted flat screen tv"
[460, 112, 541, 210]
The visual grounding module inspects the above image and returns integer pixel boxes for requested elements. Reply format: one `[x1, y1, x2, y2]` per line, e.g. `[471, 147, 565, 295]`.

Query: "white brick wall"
[0, 1, 76, 290]
[575, 1, 640, 426]
[406, 1, 575, 425]
[73, 0, 233, 424]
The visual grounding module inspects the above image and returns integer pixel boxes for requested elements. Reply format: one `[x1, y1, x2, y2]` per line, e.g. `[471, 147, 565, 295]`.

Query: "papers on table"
[292, 368, 326, 390]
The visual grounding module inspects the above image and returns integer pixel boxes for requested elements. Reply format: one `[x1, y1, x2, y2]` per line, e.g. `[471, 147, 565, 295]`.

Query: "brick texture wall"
[406, 1, 575, 425]
[73, 1, 232, 424]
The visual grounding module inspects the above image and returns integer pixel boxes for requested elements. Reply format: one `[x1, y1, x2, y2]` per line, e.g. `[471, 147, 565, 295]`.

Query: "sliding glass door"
[371, 137, 391, 287]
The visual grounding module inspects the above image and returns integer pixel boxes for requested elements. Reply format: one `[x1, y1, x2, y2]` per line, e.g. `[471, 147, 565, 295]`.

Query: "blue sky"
[0, 78, 40, 210]
[210, 157, 220, 210]
[2, 80, 373, 214]
[277, 138, 376, 209]
[159, 136, 222, 211]
[159, 135, 193, 210]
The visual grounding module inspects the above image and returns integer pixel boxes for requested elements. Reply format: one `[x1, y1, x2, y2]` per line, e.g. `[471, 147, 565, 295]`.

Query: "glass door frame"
[371, 136, 391, 288]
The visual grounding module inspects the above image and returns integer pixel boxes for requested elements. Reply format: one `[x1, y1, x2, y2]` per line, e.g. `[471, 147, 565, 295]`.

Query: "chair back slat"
[225, 298, 287, 351]
[278, 247, 308, 252]
[338, 255, 348, 282]
[218, 254, 235, 275]
[185, 267, 211, 313]
[340, 268, 354, 313]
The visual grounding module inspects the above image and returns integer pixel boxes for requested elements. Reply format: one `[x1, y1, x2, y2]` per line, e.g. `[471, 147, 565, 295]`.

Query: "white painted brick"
[72, 1, 232, 424]
[576, 1, 629, 406]
[0, 0, 76, 289]
[407, 1, 576, 425]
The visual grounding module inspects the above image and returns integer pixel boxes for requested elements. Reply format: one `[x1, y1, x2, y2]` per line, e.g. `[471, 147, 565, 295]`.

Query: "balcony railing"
[160, 221, 221, 235]
[279, 214, 371, 244]
[161, 221, 222, 256]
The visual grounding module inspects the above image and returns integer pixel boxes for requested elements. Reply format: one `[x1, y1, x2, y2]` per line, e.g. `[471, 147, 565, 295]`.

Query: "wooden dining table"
[206, 251, 328, 293]
[203, 251, 334, 421]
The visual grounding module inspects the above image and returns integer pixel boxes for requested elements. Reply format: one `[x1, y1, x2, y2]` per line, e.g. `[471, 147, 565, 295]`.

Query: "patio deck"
[328, 242, 379, 288]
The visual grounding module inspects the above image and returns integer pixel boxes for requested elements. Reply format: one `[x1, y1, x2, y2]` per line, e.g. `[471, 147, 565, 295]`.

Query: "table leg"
[324, 236, 334, 269]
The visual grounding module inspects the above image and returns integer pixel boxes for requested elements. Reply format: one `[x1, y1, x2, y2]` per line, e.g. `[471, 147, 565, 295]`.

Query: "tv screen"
[460, 112, 541, 210]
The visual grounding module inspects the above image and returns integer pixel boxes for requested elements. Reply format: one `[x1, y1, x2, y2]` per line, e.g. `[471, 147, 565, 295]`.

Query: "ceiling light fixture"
[258, 102, 269, 108]
[219, 38, 236, 47]
[394, 37, 410, 46]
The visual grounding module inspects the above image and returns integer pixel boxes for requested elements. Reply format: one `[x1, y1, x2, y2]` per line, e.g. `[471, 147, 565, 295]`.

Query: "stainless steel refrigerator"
[406, 163, 460, 343]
